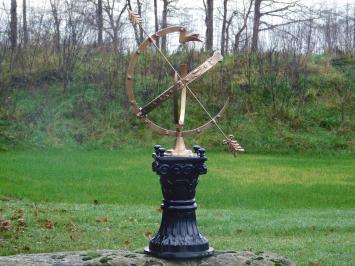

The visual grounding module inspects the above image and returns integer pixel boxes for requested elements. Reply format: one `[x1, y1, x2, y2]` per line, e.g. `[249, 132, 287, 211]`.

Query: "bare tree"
[10, 0, 17, 50]
[0, 11, 10, 80]
[154, 0, 159, 47]
[322, 9, 341, 53]
[49, 0, 62, 52]
[102, 0, 127, 53]
[324, 10, 332, 52]
[305, 19, 314, 54]
[161, 0, 178, 52]
[127, 0, 140, 46]
[60, 0, 90, 90]
[224, 11, 235, 53]
[344, 4, 349, 51]
[251, 0, 308, 52]
[136, 0, 143, 43]
[97, 0, 103, 46]
[251, 0, 261, 52]
[161, 0, 169, 52]
[220, 0, 228, 55]
[233, 0, 253, 53]
[203, 0, 213, 53]
[23, 0, 28, 47]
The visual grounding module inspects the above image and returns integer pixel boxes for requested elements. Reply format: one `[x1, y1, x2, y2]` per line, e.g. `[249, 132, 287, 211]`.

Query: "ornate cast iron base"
[144, 145, 214, 259]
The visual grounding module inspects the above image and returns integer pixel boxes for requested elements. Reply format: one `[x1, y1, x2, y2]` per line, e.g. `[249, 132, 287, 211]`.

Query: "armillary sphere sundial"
[127, 10, 244, 259]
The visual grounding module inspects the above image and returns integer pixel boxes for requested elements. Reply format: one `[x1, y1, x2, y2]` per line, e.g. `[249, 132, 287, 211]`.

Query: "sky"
[3, 0, 352, 51]
[13, 0, 355, 11]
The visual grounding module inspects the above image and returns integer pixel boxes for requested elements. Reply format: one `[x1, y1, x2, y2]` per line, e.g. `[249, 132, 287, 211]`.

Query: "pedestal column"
[144, 145, 214, 259]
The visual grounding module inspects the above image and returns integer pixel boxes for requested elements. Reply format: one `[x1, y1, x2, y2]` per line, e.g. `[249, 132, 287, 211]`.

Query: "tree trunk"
[137, 0, 144, 43]
[344, 4, 350, 52]
[220, 0, 228, 55]
[113, 30, 119, 55]
[54, 20, 60, 52]
[251, 0, 261, 52]
[306, 20, 313, 54]
[325, 12, 332, 52]
[154, 0, 159, 47]
[234, 30, 242, 53]
[23, 0, 28, 47]
[50, 0, 61, 52]
[127, 0, 140, 46]
[161, 0, 168, 53]
[226, 18, 232, 53]
[205, 0, 213, 53]
[97, 0, 103, 46]
[10, 0, 17, 50]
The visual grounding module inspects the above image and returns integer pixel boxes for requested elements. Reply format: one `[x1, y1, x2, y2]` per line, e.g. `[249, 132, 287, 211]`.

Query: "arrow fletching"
[223, 135, 244, 157]
[128, 9, 143, 26]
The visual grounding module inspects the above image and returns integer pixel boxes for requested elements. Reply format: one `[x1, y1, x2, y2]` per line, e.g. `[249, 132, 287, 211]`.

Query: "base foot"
[144, 247, 214, 259]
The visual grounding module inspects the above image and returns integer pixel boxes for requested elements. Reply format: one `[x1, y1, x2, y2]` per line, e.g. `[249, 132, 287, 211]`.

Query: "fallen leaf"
[15, 209, 24, 214]
[44, 222, 54, 229]
[11, 212, 23, 220]
[144, 231, 153, 239]
[17, 218, 26, 227]
[0, 220, 11, 232]
[123, 240, 130, 248]
[96, 217, 111, 223]
[36, 218, 54, 229]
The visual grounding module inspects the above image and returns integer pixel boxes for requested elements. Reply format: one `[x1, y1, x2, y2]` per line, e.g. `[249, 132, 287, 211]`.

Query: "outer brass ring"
[126, 26, 229, 137]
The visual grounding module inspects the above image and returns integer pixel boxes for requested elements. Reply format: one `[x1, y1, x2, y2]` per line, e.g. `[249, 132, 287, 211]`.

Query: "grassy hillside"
[0, 52, 354, 153]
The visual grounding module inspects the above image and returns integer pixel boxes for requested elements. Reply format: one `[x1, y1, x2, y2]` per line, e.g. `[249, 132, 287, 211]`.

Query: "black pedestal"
[144, 145, 214, 259]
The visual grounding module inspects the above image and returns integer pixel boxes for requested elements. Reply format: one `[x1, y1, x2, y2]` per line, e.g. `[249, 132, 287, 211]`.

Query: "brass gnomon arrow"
[127, 10, 244, 156]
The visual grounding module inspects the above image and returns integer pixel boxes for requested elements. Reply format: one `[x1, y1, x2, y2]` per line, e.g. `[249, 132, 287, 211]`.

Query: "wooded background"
[0, 0, 354, 153]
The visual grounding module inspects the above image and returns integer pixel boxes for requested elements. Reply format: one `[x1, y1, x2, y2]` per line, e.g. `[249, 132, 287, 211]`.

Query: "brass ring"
[126, 26, 229, 137]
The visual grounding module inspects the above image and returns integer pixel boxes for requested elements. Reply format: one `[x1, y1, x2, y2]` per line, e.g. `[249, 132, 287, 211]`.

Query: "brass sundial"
[127, 10, 244, 156]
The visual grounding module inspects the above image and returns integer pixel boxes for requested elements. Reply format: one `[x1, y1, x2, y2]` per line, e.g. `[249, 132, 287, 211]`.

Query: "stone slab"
[0, 250, 295, 266]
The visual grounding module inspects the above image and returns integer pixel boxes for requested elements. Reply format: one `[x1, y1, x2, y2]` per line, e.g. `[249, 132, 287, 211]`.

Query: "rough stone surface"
[0, 250, 295, 266]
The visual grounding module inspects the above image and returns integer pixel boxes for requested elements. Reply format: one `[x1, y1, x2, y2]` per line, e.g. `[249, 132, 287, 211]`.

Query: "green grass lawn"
[0, 149, 354, 265]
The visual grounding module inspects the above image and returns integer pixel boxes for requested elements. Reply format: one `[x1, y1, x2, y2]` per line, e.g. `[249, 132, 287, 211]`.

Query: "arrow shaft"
[178, 64, 188, 126]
